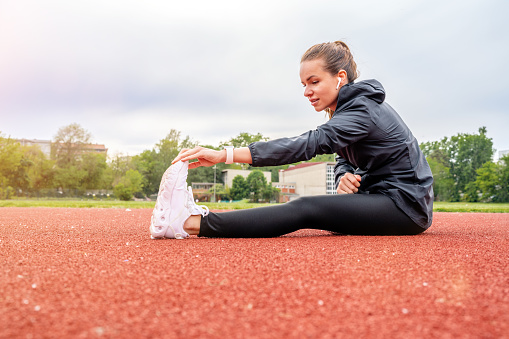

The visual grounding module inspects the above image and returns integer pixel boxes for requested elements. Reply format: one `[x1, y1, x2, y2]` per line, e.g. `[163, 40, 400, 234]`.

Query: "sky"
[1, 0, 508, 159]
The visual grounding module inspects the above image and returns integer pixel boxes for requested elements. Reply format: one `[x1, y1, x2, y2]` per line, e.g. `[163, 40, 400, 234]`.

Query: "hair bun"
[334, 40, 350, 52]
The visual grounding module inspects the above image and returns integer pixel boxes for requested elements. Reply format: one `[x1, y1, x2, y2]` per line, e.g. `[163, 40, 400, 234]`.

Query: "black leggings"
[199, 193, 426, 238]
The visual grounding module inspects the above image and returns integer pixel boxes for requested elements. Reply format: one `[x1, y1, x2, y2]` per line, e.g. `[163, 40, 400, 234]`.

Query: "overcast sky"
[1, 0, 508, 159]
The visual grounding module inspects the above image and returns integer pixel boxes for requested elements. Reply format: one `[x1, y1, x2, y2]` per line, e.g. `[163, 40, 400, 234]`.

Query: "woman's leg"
[198, 194, 425, 238]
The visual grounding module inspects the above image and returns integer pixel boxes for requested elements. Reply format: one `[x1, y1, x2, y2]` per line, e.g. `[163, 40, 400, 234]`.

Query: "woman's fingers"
[337, 173, 362, 194]
[178, 148, 189, 156]
[337, 188, 348, 194]
[172, 147, 202, 164]
[338, 182, 355, 194]
[188, 160, 202, 169]
[172, 146, 222, 168]
[179, 150, 202, 163]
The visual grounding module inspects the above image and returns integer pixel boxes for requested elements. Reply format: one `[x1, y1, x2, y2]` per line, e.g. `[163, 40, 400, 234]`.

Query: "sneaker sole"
[149, 161, 187, 239]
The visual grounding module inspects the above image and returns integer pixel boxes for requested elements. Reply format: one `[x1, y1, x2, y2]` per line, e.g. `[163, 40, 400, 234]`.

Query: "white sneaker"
[149, 161, 209, 239]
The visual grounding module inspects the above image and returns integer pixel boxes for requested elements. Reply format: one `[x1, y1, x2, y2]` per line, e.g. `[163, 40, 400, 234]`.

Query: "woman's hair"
[301, 41, 359, 118]
[301, 40, 359, 83]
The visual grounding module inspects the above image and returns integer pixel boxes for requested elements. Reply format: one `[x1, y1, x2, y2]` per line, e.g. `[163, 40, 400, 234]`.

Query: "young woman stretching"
[149, 41, 434, 239]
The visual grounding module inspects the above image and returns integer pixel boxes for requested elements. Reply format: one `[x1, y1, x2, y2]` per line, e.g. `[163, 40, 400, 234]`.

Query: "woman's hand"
[337, 173, 362, 194]
[172, 146, 225, 169]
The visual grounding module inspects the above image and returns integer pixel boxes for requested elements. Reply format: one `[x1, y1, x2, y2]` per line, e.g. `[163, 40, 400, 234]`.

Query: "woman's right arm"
[172, 146, 252, 169]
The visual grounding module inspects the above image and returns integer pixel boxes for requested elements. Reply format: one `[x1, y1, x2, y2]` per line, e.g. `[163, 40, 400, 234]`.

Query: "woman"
[149, 41, 433, 239]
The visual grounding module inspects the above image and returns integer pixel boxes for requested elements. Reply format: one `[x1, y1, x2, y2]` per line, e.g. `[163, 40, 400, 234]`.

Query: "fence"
[5, 188, 115, 200]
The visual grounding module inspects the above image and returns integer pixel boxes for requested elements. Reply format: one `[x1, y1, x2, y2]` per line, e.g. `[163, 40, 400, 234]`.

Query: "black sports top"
[248, 79, 434, 229]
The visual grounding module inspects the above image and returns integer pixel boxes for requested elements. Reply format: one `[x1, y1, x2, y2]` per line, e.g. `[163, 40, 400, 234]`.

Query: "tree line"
[1, 124, 507, 202]
[0, 124, 289, 201]
[420, 127, 508, 202]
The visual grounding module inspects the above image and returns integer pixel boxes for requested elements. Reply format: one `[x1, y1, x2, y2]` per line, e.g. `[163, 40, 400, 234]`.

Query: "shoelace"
[186, 186, 210, 216]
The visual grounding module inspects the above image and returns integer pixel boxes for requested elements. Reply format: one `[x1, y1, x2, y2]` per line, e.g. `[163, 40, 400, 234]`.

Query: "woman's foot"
[149, 161, 209, 239]
[183, 215, 202, 236]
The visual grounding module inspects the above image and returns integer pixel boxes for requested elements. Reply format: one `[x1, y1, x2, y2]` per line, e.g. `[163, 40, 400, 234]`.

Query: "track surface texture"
[1, 208, 508, 339]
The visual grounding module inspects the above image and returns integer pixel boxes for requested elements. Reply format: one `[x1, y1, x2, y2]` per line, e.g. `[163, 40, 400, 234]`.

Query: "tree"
[0, 134, 24, 198]
[449, 127, 494, 200]
[309, 154, 336, 162]
[246, 170, 267, 202]
[52, 123, 92, 167]
[9, 152, 32, 193]
[0, 134, 58, 197]
[80, 153, 107, 190]
[207, 184, 230, 202]
[221, 132, 269, 148]
[230, 175, 250, 200]
[462, 181, 480, 202]
[54, 165, 87, 192]
[155, 130, 195, 167]
[24, 145, 55, 192]
[494, 155, 509, 202]
[113, 169, 144, 201]
[132, 149, 157, 195]
[108, 153, 134, 180]
[221, 132, 269, 170]
[104, 153, 135, 190]
[426, 157, 454, 201]
[262, 184, 280, 202]
[420, 127, 494, 201]
[132, 130, 197, 195]
[50, 123, 103, 194]
[474, 156, 509, 202]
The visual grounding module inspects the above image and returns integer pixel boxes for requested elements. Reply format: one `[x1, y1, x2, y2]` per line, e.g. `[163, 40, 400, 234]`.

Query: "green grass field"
[0, 199, 508, 212]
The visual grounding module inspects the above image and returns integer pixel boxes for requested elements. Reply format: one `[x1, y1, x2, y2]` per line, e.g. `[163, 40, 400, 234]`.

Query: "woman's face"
[300, 58, 342, 112]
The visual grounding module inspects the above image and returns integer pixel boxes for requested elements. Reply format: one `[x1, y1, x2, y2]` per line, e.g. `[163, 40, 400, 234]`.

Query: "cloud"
[1, 0, 508, 157]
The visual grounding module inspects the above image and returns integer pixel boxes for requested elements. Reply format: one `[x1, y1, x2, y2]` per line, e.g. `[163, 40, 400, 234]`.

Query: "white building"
[15, 139, 52, 157]
[276, 162, 337, 199]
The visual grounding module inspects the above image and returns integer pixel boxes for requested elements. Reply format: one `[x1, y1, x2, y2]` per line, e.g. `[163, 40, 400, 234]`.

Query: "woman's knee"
[285, 196, 323, 223]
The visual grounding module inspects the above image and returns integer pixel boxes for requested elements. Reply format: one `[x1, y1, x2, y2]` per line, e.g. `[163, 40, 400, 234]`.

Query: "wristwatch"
[224, 146, 234, 164]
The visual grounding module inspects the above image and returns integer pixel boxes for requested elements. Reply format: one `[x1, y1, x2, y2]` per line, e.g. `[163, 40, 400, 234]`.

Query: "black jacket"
[248, 79, 433, 229]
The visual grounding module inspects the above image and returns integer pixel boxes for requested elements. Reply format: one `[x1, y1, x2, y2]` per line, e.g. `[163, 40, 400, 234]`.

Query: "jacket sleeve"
[248, 108, 372, 167]
[334, 155, 356, 188]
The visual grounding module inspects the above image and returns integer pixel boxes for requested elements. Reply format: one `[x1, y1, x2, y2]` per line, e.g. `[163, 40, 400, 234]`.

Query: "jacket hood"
[335, 79, 386, 111]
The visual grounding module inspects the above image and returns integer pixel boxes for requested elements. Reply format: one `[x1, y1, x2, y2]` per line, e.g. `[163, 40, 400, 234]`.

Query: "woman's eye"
[302, 81, 318, 87]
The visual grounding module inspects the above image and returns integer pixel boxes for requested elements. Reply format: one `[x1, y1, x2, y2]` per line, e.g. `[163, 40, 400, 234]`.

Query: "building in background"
[51, 142, 108, 160]
[190, 182, 215, 201]
[15, 139, 108, 158]
[274, 162, 337, 202]
[79, 143, 108, 155]
[15, 139, 52, 157]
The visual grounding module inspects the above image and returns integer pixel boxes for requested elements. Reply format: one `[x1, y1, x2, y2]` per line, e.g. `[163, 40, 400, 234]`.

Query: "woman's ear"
[336, 69, 348, 86]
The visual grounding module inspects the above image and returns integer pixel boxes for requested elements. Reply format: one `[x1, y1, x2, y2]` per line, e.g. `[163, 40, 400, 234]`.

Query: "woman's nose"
[304, 87, 312, 97]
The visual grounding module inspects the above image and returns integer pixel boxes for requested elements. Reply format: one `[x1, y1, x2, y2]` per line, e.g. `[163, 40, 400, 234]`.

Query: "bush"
[113, 183, 133, 201]
[113, 170, 144, 201]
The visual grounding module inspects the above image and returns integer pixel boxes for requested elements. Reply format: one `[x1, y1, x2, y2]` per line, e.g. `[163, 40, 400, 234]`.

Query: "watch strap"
[224, 146, 234, 164]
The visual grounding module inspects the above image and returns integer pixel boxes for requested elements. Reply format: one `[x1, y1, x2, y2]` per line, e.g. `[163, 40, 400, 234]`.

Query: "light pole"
[213, 164, 216, 203]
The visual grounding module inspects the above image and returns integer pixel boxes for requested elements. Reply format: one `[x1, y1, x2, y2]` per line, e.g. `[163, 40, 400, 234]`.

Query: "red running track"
[1, 208, 508, 339]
